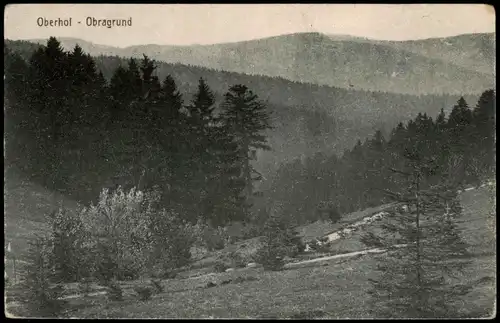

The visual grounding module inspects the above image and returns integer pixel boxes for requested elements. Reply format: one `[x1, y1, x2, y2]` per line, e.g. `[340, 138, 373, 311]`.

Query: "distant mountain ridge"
[21, 32, 495, 95]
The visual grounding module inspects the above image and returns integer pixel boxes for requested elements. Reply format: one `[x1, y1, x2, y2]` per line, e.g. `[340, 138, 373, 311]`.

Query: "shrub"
[47, 206, 93, 284]
[205, 281, 217, 288]
[148, 209, 196, 276]
[214, 261, 229, 273]
[106, 280, 123, 301]
[240, 223, 262, 239]
[134, 285, 153, 301]
[309, 237, 330, 253]
[254, 208, 304, 271]
[79, 186, 157, 282]
[94, 243, 119, 285]
[161, 269, 179, 279]
[232, 276, 258, 284]
[22, 236, 68, 318]
[78, 277, 93, 297]
[308, 239, 320, 251]
[227, 251, 247, 268]
[150, 279, 164, 294]
[203, 226, 228, 251]
[193, 219, 232, 251]
[317, 201, 342, 223]
[253, 247, 284, 271]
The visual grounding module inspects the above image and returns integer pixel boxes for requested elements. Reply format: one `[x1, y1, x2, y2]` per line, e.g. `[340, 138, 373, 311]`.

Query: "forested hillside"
[266, 92, 495, 225]
[5, 39, 480, 181]
[4, 37, 494, 226]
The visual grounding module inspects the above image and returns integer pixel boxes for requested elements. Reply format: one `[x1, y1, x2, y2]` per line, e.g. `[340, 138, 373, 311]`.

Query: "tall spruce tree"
[470, 90, 496, 179]
[446, 97, 474, 184]
[187, 78, 216, 129]
[220, 85, 272, 206]
[159, 74, 184, 122]
[205, 124, 247, 226]
[25, 37, 71, 188]
[127, 58, 143, 95]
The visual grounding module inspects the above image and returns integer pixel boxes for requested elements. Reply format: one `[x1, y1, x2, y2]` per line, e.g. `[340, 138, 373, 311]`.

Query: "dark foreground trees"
[5, 37, 274, 227]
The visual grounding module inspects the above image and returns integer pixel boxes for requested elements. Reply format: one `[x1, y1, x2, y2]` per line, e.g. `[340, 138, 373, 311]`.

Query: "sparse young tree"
[254, 202, 303, 270]
[361, 158, 475, 318]
[22, 236, 67, 318]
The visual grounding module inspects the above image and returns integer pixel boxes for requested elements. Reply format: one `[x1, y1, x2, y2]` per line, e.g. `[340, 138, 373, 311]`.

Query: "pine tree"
[140, 54, 157, 98]
[171, 78, 218, 222]
[361, 159, 475, 318]
[220, 85, 272, 206]
[470, 90, 496, 179]
[446, 97, 474, 184]
[159, 74, 184, 122]
[25, 37, 72, 188]
[127, 58, 143, 95]
[365, 130, 390, 206]
[187, 77, 216, 129]
[254, 205, 302, 271]
[109, 65, 133, 119]
[204, 124, 247, 226]
[48, 207, 90, 283]
[23, 236, 67, 318]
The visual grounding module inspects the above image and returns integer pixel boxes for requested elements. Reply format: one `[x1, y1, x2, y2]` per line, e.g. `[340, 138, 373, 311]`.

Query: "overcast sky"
[4, 4, 496, 47]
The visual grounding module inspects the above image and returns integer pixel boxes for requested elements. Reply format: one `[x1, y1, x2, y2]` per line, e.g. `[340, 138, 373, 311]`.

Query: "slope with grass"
[4, 164, 495, 318]
[4, 170, 81, 279]
[81, 183, 497, 318]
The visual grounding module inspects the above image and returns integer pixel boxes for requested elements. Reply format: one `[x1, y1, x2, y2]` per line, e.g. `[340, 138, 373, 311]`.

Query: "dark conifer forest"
[4, 37, 495, 227]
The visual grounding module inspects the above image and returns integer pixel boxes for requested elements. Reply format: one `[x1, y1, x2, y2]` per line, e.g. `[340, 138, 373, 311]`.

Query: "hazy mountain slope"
[375, 33, 495, 76]
[25, 32, 494, 95]
[120, 32, 492, 95]
[325, 33, 495, 76]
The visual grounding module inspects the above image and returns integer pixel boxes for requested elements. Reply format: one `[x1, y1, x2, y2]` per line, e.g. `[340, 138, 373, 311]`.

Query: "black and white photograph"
[4, 3, 496, 319]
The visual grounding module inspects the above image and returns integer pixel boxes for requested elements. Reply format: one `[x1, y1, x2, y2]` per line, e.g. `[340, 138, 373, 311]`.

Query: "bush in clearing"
[23, 185, 198, 303]
[47, 206, 95, 284]
[309, 237, 330, 253]
[106, 280, 123, 301]
[148, 209, 197, 278]
[79, 186, 155, 283]
[45, 185, 197, 285]
[253, 248, 285, 271]
[254, 208, 303, 271]
[134, 285, 154, 301]
[22, 236, 68, 318]
[194, 220, 229, 251]
[214, 261, 230, 273]
[150, 279, 164, 294]
[227, 251, 248, 268]
[78, 277, 93, 297]
[240, 222, 263, 240]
